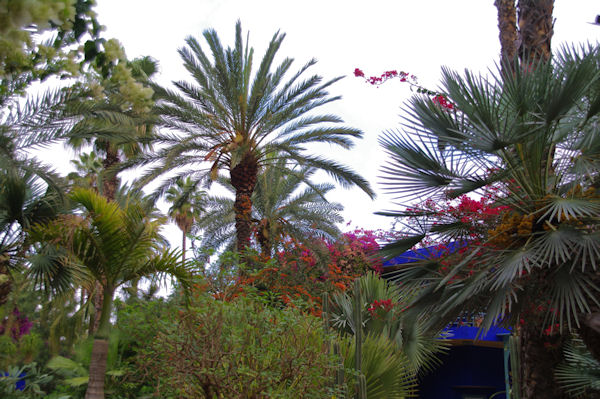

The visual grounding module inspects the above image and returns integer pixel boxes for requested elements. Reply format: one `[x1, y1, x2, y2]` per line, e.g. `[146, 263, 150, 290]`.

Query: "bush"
[136, 293, 341, 398]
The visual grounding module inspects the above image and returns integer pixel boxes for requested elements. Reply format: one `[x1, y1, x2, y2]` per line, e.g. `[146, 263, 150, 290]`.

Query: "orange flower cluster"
[233, 232, 384, 315]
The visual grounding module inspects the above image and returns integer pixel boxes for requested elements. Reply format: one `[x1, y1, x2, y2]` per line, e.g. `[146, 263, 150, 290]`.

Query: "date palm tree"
[67, 151, 104, 190]
[165, 176, 206, 263]
[195, 158, 344, 256]
[378, 45, 600, 398]
[29, 188, 190, 399]
[134, 21, 374, 253]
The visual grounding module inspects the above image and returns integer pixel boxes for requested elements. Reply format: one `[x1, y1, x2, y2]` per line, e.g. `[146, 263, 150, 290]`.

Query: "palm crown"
[135, 21, 373, 251]
[378, 45, 600, 397]
[379, 44, 600, 340]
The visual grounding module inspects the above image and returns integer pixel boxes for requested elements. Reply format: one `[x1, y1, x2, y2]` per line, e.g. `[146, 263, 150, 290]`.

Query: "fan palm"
[0, 169, 64, 305]
[196, 159, 344, 256]
[339, 333, 417, 399]
[378, 45, 600, 398]
[555, 336, 600, 398]
[28, 188, 190, 399]
[165, 176, 206, 263]
[330, 272, 447, 375]
[134, 20, 373, 253]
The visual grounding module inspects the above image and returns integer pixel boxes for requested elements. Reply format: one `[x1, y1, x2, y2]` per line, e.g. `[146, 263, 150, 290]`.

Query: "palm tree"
[65, 55, 159, 334]
[66, 55, 158, 202]
[134, 20, 374, 253]
[28, 188, 190, 399]
[378, 45, 600, 398]
[494, 0, 554, 65]
[67, 151, 104, 190]
[165, 176, 206, 263]
[196, 159, 344, 256]
[330, 272, 447, 375]
[0, 169, 64, 306]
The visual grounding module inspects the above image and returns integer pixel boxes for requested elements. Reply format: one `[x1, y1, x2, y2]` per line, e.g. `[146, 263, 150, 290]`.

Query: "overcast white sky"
[51, 1, 600, 247]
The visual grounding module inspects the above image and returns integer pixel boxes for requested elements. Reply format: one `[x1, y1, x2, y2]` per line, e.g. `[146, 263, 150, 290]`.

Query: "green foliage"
[0, 363, 54, 398]
[135, 293, 340, 398]
[108, 297, 177, 397]
[196, 158, 344, 255]
[379, 44, 600, 334]
[330, 272, 447, 374]
[555, 336, 600, 397]
[0, 334, 17, 369]
[0, 0, 101, 103]
[339, 334, 417, 399]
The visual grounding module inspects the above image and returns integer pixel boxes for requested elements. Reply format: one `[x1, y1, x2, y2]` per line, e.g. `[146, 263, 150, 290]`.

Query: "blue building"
[384, 245, 511, 399]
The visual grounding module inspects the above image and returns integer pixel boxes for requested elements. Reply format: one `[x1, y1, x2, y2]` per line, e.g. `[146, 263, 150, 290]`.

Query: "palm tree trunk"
[101, 146, 120, 202]
[494, 0, 554, 69]
[495, 0, 518, 64]
[230, 154, 258, 253]
[182, 229, 186, 264]
[0, 261, 11, 306]
[85, 285, 114, 399]
[517, 0, 554, 63]
[90, 146, 120, 334]
[256, 219, 271, 256]
[519, 320, 568, 399]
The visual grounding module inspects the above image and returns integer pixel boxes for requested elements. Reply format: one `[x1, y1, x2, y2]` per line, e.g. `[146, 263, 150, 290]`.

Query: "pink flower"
[354, 68, 365, 77]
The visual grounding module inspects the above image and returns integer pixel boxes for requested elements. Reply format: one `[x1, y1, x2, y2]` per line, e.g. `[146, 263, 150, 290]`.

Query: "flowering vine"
[354, 67, 455, 110]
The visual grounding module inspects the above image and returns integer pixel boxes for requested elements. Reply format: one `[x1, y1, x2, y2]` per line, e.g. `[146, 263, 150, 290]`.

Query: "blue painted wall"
[418, 345, 507, 399]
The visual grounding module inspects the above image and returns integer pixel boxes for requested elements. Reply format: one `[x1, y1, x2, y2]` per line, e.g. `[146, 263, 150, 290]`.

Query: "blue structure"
[384, 245, 511, 399]
[0, 371, 26, 391]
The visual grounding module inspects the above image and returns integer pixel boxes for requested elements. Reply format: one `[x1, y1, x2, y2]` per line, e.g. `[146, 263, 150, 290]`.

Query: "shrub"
[136, 293, 341, 398]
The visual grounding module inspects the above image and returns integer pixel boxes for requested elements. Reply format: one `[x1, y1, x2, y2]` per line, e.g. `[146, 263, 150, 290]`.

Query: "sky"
[47, 1, 600, 249]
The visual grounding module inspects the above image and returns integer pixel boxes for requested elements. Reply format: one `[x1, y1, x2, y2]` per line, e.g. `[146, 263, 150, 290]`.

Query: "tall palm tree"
[165, 176, 206, 263]
[67, 151, 104, 190]
[66, 55, 159, 334]
[494, 0, 554, 65]
[134, 21, 374, 253]
[378, 45, 600, 398]
[29, 188, 190, 399]
[67, 55, 159, 202]
[196, 159, 344, 256]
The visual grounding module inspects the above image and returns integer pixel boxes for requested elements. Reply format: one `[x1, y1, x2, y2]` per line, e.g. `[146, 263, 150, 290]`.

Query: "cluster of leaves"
[134, 292, 342, 399]
[0, 0, 102, 103]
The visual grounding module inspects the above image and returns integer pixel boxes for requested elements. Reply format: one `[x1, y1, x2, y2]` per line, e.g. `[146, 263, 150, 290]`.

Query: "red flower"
[354, 68, 365, 77]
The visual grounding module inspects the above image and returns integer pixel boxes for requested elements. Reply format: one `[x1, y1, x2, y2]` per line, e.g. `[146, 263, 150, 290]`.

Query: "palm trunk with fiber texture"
[85, 286, 114, 399]
[182, 229, 186, 264]
[519, 318, 568, 399]
[495, 0, 518, 64]
[230, 154, 258, 253]
[0, 261, 11, 306]
[517, 0, 554, 63]
[256, 221, 271, 257]
[494, 0, 554, 69]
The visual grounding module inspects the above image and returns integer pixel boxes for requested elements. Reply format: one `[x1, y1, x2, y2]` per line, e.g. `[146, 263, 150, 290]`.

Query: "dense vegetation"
[1, 1, 599, 399]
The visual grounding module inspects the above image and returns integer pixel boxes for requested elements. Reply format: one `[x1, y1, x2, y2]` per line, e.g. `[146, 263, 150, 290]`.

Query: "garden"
[1, 1, 599, 398]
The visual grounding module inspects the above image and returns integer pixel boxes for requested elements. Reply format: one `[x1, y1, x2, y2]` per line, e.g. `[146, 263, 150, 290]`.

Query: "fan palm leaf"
[378, 44, 600, 397]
